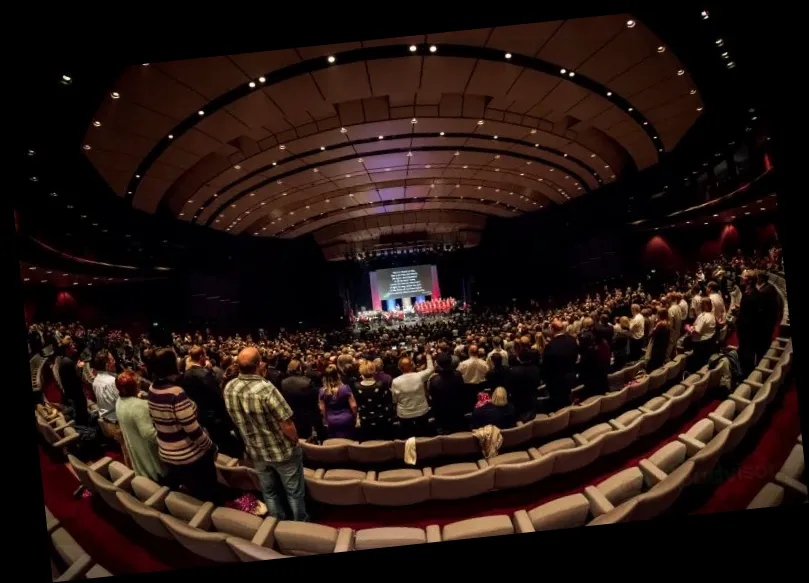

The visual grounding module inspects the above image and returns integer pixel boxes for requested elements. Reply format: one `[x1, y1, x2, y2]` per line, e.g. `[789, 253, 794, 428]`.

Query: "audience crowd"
[30, 246, 784, 522]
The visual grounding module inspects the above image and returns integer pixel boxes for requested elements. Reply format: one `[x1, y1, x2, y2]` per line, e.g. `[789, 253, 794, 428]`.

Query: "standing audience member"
[53, 338, 89, 426]
[318, 365, 358, 439]
[224, 347, 308, 522]
[578, 318, 610, 399]
[390, 347, 434, 438]
[148, 348, 221, 503]
[612, 316, 632, 370]
[485, 352, 511, 393]
[352, 361, 394, 440]
[646, 308, 672, 371]
[457, 344, 489, 385]
[115, 370, 166, 482]
[542, 319, 579, 413]
[708, 281, 726, 326]
[281, 359, 324, 443]
[428, 352, 467, 434]
[688, 298, 717, 370]
[667, 294, 683, 359]
[629, 304, 646, 362]
[92, 349, 130, 466]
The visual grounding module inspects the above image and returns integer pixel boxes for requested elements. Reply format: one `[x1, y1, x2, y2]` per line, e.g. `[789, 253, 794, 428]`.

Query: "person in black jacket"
[578, 318, 610, 399]
[646, 308, 672, 371]
[184, 346, 243, 457]
[542, 319, 579, 413]
[281, 359, 326, 442]
[471, 387, 516, 430]
[54, 337, 89, 426]
[428, 353, 467, 434]
[753, 270, 780, 366]
[485, 352, 511, 392]
[508, 345, 541, 422]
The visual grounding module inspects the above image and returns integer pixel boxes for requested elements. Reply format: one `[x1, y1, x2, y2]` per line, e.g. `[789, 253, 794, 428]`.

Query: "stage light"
[327, 55, 336, 63]
[429, 45, 437, 52]
[409, 45, 417, 52]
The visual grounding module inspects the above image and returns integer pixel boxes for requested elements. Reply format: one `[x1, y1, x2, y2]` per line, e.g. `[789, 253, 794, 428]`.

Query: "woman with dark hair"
[352, 361, 394, 440]
[116, 370, 165, 482]
[318, 364, 358, 439]
[147, 348, 221, 503]
[646, 308, 672, 371]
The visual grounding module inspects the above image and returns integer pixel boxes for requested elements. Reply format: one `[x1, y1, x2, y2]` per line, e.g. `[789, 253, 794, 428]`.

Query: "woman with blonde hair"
[533, 332, 547, 356]
[318, 364, 358, 439]
[470, 387, 516, 430]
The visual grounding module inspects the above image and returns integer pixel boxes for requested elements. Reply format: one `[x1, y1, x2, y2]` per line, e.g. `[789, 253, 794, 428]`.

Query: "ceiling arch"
[82, 16, 703, 258]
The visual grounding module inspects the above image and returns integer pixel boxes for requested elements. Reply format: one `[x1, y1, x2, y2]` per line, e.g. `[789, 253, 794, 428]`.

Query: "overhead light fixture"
[439, 131, 445, 136]
[272, 161, 277, 166]
[198, 110, 205, 116]
[279, 144, 286, 150]
[560, 68, 567, 74]
[626, 19, 636, 28]
[715, 38, 724, 47]
[677, 69, 685, 76]
[259, 76, 266, 83]
[168, 134, 174, 139]
[493, 135, 498, 139]
[249, 81, 256, 88]
[606, 91, 613, 97]
[61, 74, 72, 84]
[340, 127, 348, 133]
[477, 120, 484, 125]
[721, 52, 729, 59]
[628, 107, 633, 112]
[379, 135, 384, 139]
[568, 71, 575, 77]
[411, 118, 417, 124]
[110, 91, 120, 99]
[701, 10, 709, 20]
[409, 45, 417, 52]
[234, 165, 241, 170]
[429, 45, 437, 53]
[657, 46, 666, 53]
[82, 144, 91, 150]
[689, 89, 697, 95]
[327, 55, 336, 63]
[505, 52, 512, 59]
[697, 106, 703, 111]
[727, 61, 736, 69]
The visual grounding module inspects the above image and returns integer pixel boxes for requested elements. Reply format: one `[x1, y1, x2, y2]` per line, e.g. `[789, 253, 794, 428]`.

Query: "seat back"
[226, 537, 289, 561]
[116, 491, 173, 539]
[217, 465, 261, 491]
[493, 455, 554, 490]
[305, 471, 366, 506]
[722, 404, 755, 454]
[553, 438, 604, 474]
[637, 400, 672, 437]
[527, 493, 590, 531]
[499, 422, 534, 450]
[442, 515, 514, 542]
[690, 429, 730, 482]
[87, 470, 127, 514]
[430, 465, 495, 500]
[626, 376, 650, 402]
[353, 527, 427, 551]
[440, 432, 480, 456]
[599, 388, 628, 415]
[67, 454, 95, 492]
[273, 521, 340, 556]
[362, 476, 431, 506]
[568, 398, 602, 427]
[597, 467, 645, 507]
[394, 437, 443, 461]
[532, 409, 571, 438]
[665, 385, 695, 419]
[631, 461, 694, 521]
[599, 421, 642, 456]
[607, 371, 625, 391]
[648, 368, 668, 392]
[160, 514, 238, 563]
[347, 440, 397, 464]
[164, 491, 206, 521]
[624, 361, 645, 383]
[301, 440, 351, 464]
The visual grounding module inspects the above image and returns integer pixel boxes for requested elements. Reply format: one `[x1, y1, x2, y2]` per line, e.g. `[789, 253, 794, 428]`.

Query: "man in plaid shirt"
[224, 347, 308, 522]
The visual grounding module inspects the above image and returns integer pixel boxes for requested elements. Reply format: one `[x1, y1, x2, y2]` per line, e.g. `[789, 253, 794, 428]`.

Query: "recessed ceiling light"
[716, 38, 724, 46]
[61, 74, 72, 83]
[409, 45, 417, 52]
[697, 106, 703, 111]
[721, 52, 729, 59]
[493, 135, 498, 139]
[690, 89, 697, 95]
[590, 153, 596, 158]
[327, 55, 336, 63]
[378, 135, 385, 140]
[568, 71, 575, 77]
[477, 186, 482, 190]
[520, 173, 524, 176]
[110, 91, 120, 99]
[340, 127, 348, 133]
[701, 10, 710, 20]
[607, 91, 613, 97]
[560, 68, 567, 74]
[626, 19, 636, 28]
[751, 116, 758, 121]
[28, 176, 37, 182]
[677, 69, 685, 76]
[406, 152, 412, 157]
[259, 76, 266, 83]
[313, 168, 319, 172]
[82, 144, 91, 150]
[657, 46, 666, 53]
[411, 118, 418, 124]
[727, 61, 736, 69]
[505, 52, 512, 59]
[272, 161, 277, 166]
[534, 144, 539, 147]
[563, 153, 568, 158]
[168, 134, 174, 139]
[179, 212, 185, 216]
[439, 131, 445, 136]
[198, 110, 205, 116]
[429, 45, 437, 53]
[250, 192, 256, 197]
[135, 174, 140, 178]
[248, 81, 257, 88]
[234, 165, 241, 170]
[760, 207, 766, 211]
[495, 155, 500, 159]
[628, 107, 633, 112]
[463, 165, 468, 169]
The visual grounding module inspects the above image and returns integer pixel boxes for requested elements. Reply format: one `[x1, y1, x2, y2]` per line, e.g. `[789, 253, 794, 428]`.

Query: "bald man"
[223, 347, 308, 522]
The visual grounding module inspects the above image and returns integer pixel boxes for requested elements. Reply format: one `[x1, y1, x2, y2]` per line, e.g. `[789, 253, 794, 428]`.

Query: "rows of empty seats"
[66, 338, 792, 562]
[300, 357, 684, 470]
[46, 505, 111, 579]
[748, 433, 805, 509]
[214, 356, 712, 507]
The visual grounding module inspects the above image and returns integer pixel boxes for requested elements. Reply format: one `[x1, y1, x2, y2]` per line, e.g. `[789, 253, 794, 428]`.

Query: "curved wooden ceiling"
[82, 16, 703, 259]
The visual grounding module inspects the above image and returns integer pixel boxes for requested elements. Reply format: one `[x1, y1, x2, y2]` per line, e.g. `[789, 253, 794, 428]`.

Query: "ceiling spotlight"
[409, 45, 417, 52]
[721, 52, 729, 59]
[697, 106, 704, 111]
[657, 46, 666, 53]
[249, 81, 256, 88]
[327, 55, 336, 63]
[626, 19, 636, 28]
[168, 134, 174, 139]
[751, 116, 758, 120]
[560, 68, 567, 75]
[677, 69, 685, 76]
[715, 38, 724, 47]
[234, 165, 241, 170]
[454, 151, 460, 156]
[607, 91, 613, 97]
[29, 176, 38, 182]
[259, 76, 266, 83]
[568, 71, 575, 77]
[92, 120, 102, 127]
[493, 135, 498, 139]
[61, 74, 72, 84]
[429, 45, 437, 53]
[690, 89, 697, 95]
[198, 110, 205, 116]
[340, 127, 348, 133]
[628, 107, 633, 112]
[701, 10, 709, 20]
[110, 91, 120, 99]
[727, 61, 736, 69]
[272, 161, 277, 166]
[406, 152, 412, 157]
[279, 144, 286, 150]
[411, 118, 418, 124]
[82, 144, 91, 150]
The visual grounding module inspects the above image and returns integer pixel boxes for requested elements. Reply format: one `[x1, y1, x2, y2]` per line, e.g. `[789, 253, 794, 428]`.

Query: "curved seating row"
[213, 355, 711, 507]
[300, 356, 685, 466]
[46, 505, 112, 580]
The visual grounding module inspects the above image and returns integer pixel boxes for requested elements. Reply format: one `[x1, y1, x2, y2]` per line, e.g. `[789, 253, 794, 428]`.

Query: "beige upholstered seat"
[164, 491, 207, 522]
[599, 419, 642, 455]
[636, 399, 672, 437]
[553, 438, 604, 474]
[116, 491, 174, 539]
[305, 468, 367, 506]
[537, 438, 576, 457]
[441, 515, 514, 542]
[625, 376, 650, 402]
[45, 505, 60, 534]
[441, 432, 480, 456]
[394, 437, 443, 461]
[646, 441, 688, 477]
[747, 483, 785, 509]
[347, 440, 396, 464]
[499, 422, 534, 449]
[615, 409, 643, 428]
[578, 423, 612, 443]
[687, 428, 730, 483]
[37, 415, 80, 451]
[568, 397, 601, 427]
[513, 493, 590, 533]
[430, 463, 495, 500]
[375, 468, 425, 482]
[718, 404, 755, 454]
[353, 527, 434, 550]
[160, 512, 239, 563]
[226, 537, 289, 562]
[86, 465, 136, 514]
[362, 472, 431, 506]
[629, 460, 694, 521]
[607, 371, 625, 391]
[85, 564, 113, 578]
[624, 361, 645, 382]
[272, 521, 353, 555]
[663, 384, 695, 419]
[301, 440, 351, 464]
[663, 360, 681, 383]
[129, 476, 170, 508]
[647, 368, 668, 393]
[532, 408, 570, 438]
[50, 527, 93, 580]
[210, 507, 269, 542]
[599, 387, 628, 415]
[216, 464, 261, 491]
[584, 467, 644, 517]
[774, 444, 806, 498]
[67, 455, 114, 494]
[487, 450, 532, 466]
[493, 451, 554, 490]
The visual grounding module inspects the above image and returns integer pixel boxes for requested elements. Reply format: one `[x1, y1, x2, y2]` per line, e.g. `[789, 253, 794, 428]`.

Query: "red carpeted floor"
[40, 380, 801, 574]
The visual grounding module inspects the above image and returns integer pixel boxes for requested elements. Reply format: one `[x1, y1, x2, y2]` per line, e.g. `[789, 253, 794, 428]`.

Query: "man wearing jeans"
[224, 347, 308, 522]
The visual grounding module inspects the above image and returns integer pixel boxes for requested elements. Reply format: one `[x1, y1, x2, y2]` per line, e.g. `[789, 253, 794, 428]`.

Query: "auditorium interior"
[17, 8, 803, 579]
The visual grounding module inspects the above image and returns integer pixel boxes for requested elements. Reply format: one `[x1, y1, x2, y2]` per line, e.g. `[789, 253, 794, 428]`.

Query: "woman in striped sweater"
[147, 348, 221, 503]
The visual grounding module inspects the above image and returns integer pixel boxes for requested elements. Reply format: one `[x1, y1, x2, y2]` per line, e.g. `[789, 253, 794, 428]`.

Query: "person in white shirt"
[689, 297, 717, 369]
[677, 293, 689, 323]
[629, 304, 645, 362]
[391, 347, 434, 438]
[457, 344, 490, 385]
[486, 337, 509, 369]
[91, 349, 130, 467]
[667, 294, 683, 359]
[689, 285, 703, 321]
[707, 281, 726, 326]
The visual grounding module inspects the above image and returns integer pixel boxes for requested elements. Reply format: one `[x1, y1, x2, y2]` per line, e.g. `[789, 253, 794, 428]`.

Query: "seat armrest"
[88, 457, 113, 474]
[755, 366, 774, 375]
[251, 516, 278, 548]
[425, 524, 441, 543]
[608, 419, 626, 430]
[422, 467, 433, 477]
[313, 468, 325, 479]
[188, 501, 215, 530]
[584, 486, 614, 517]
[144, 486, 171, 510]
[774, 473, 808, 497]
[334, 528, 354, 553]
[728, 395, 751, 409]
[513, 510, 535, 534]
[677, 434, 707, 457]
[573, 433, 588, 446]
[638, 406, 654, 415]
[708, 413, 733, 430]
[54, 420, 76, 432]
[365, 470, 377, 481]
[112, 469, 135, 490]
[638, 459, 668, 487]
[745, 380, 763, 389]
[477, 458, 490, 469]
[55, 554, 94, 581]
[526, 448, 541, 460]
[54, 433, 80, 449]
